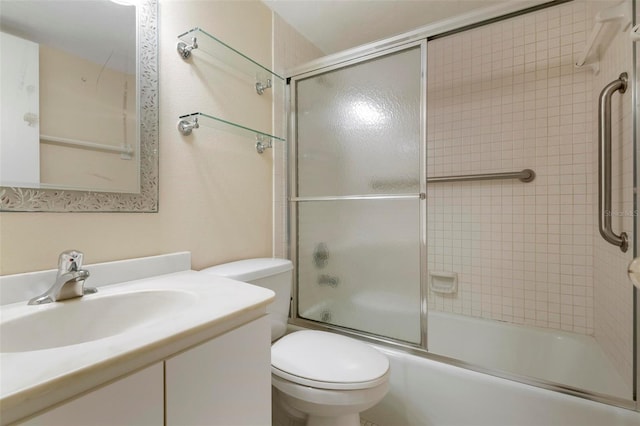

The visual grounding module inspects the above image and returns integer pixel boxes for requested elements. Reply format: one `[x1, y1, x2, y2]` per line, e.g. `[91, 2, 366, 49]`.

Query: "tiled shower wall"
[427, 0, 597, 334]
[272, 14, 324, 259]
[592, 0, 635, 392]
[427, 0, 636, 386]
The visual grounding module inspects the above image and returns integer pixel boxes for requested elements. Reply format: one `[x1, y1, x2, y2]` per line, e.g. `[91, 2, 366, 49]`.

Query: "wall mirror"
[0, 0, 158, 212]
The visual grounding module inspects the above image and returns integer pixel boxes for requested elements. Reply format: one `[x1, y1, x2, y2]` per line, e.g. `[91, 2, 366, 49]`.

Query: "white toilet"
[201, 258, 390, 426]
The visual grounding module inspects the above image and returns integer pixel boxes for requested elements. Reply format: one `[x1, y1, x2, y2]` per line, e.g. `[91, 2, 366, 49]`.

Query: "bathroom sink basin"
[0, 289, 197, 352]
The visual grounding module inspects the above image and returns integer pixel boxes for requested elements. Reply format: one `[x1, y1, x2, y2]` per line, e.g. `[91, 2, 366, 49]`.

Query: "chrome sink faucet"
[28, 250, 97, 305]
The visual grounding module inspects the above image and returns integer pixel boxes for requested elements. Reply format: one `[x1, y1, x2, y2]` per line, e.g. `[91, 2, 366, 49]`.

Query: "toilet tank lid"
[201, 258, 292, 281]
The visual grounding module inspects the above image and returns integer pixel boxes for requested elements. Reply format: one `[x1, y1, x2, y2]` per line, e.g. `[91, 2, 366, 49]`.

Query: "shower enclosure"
[287, 0, 638, 410]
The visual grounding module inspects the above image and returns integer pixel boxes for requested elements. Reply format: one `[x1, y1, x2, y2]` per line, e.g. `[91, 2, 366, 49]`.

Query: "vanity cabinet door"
[165, 316, 271, 426]
[22, 363, 163, 425]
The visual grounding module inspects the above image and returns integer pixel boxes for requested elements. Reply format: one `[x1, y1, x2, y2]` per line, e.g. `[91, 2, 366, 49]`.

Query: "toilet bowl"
[201, 258, 389, 426]
[271, 329, 389, 426]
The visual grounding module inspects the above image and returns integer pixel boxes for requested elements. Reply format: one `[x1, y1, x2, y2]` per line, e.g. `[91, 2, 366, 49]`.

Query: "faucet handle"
[57, 250, 84, 275]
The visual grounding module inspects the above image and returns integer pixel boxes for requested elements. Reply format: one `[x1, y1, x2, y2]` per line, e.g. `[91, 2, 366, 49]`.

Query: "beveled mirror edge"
[0, 0, 159, 213]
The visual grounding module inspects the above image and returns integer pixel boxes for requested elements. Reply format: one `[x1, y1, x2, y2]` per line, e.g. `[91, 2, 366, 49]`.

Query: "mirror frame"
[0, 0, 158, 213]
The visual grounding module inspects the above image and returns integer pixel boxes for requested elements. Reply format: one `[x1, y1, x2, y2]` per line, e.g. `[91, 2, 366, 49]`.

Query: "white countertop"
[0, 270, 274, 424]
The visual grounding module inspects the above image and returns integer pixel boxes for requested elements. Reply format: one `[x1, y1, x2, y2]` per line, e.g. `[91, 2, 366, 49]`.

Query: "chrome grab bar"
[427, 169, 535, 184]
[367, 169, 535, 190]
[598, 72, 628, 253]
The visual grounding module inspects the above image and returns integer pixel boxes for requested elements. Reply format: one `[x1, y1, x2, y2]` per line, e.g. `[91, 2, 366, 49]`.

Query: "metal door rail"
[290, 194, 425, 202]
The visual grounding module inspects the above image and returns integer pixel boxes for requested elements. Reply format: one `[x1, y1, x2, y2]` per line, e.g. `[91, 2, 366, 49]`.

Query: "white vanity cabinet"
[18, 316, 271, 426]
[165, 316, 271, 425]
[0, 255, 275, 426]
[22, 363, 164, 426]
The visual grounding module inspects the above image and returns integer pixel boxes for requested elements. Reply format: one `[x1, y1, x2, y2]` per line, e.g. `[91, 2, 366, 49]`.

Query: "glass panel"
[1, 0, 139, 194]
[178, 27, 284, 90]
[296, 47, 421, 197]
[425, 1, 634, 401]
[297, 198, 422, 344]
[179, 112, 285, 142]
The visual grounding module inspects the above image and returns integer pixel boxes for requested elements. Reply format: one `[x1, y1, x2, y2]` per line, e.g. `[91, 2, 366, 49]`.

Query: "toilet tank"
[200, 258, 292, 341]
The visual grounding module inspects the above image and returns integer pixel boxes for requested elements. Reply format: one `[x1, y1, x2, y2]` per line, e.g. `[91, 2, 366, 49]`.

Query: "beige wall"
[0, 0, 274, 275]
[272, 13, 324, 258]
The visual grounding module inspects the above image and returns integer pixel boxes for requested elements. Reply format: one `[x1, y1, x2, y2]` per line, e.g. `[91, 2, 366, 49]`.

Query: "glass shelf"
[177, 27, 284, 93]
[178, 112, 285, 153]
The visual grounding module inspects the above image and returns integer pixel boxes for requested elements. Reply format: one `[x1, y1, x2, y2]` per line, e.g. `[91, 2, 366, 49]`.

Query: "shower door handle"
[598, 72, 628, 253]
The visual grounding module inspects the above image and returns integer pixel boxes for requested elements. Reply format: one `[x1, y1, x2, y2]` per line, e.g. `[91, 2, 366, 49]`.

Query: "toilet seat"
[271, 330, 389, 391]
[272, 365, 389, 390]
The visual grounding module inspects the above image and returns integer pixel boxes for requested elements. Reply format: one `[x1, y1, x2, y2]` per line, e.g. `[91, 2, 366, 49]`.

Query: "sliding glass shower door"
[291, 43, 425, 344]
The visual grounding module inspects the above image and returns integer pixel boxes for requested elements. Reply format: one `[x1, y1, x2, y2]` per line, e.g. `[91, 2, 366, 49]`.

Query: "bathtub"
[360, 343, 640, 426]
[299, 299, 638, 424]
[427, 311, 630, 399]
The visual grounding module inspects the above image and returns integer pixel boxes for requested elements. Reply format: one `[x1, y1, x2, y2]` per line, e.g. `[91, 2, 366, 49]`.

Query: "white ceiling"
[263, 0, 504, 54]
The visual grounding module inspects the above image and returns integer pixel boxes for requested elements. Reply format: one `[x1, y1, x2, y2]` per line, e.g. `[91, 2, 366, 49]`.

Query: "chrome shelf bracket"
[255, 79, 272, 95]
[177, 117, 199, 135]
[255, 134, 272, 154]
[177, 37, 198, 59]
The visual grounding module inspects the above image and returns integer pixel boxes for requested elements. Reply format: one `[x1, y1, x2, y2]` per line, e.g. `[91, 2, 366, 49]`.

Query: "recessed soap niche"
[429, 271, 458, 295]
